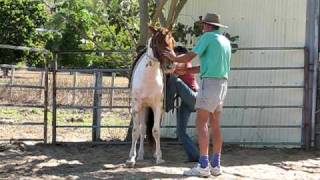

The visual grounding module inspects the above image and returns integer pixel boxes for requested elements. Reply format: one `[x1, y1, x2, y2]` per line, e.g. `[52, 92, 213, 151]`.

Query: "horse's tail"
[146, 108, 155, 148]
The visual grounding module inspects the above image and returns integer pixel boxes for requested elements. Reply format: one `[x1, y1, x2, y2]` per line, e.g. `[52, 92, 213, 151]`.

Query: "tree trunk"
[154, 0, 167, 26]
[165, 0, 187, 28]
[138, 0, 149, 49]
[172, 0, 187, 25]
[166, 0, 179, 28]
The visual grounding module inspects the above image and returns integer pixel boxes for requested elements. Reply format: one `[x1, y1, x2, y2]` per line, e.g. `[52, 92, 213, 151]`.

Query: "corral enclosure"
[0, 54, 318, 180]
[0, 67, 132, 143]
[1, 0, 320, 179]
[0, 0, 314, 148]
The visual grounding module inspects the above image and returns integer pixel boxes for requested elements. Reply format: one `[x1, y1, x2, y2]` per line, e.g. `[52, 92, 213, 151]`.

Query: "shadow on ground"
[0, 142, 319, 179]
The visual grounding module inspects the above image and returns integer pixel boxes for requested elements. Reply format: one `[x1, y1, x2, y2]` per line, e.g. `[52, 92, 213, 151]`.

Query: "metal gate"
[50, 51, 132, 144]
[0, 45, 49, 143]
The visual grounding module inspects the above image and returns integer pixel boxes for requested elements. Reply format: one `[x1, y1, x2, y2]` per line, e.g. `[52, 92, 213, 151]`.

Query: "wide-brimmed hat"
[202, 13, 228, 28]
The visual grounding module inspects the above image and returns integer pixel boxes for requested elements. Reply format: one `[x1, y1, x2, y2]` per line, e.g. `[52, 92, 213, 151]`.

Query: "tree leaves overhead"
[0, 0, 239, 69]
[0, 0, 49, 66]
[43, 0, 142, 68]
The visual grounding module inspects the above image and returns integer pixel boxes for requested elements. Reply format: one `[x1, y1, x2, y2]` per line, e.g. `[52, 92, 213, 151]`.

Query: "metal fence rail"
[0, 46, 314, 148]
[0, 64, 49, 143]
[51, 51, 132, 143]
[49, 47, 309, 148]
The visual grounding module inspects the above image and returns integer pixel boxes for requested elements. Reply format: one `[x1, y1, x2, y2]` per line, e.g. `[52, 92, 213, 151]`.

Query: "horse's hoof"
[156, 159, 165, 164]
[126, 160, 136, 168]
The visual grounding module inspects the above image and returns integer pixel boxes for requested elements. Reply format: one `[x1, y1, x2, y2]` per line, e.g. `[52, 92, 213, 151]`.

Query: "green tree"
[47, 0, 140, 68]
[0, 0, 49, 66]
[139, 0, 188, 49]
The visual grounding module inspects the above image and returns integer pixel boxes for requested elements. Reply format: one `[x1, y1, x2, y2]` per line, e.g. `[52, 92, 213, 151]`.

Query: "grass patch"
[0, 107, 130, 127]
[0, 107, 42, 121]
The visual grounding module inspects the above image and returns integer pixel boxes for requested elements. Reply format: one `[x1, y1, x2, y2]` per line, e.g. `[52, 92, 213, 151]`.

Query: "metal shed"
[161, 0, 319, 148]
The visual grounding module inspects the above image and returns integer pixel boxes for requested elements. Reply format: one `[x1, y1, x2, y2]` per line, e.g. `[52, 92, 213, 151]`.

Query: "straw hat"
[202, 13, 228, 28]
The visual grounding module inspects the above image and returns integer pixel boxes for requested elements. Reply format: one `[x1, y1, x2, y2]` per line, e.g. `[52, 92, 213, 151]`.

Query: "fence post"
[43, 56, 49, 144]
[92, 71, 102, 142]
[52, 53, 58, 144]
[9, 65, 15, 99]
[39, 71, 45, 100]
[109, 72, 116, 111]
[72, 72, 78, 105]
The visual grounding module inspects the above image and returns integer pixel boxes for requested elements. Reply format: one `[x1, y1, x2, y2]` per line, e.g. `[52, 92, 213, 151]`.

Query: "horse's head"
[148, 26, 175, 73]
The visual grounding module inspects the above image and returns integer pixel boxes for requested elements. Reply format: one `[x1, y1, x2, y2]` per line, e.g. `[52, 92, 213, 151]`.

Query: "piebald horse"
[126, 26, 175, 166]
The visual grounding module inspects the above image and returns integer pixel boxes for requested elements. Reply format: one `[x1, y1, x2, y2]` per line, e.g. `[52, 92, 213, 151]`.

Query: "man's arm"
[186, 66, 200, 74]
[165, 51, 197, 63]
[174, 66, 200, 75]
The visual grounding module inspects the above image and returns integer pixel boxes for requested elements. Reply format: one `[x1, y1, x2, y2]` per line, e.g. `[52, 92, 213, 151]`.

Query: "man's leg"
[209, 109, 222, 176]
[210, 110, 222, 155]
[176, 102, 199, 161]
[196, 108, 210, 167]
[183, 107, 211, 177]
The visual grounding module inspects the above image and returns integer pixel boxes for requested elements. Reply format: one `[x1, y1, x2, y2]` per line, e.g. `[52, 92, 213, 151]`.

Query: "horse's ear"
[148, 25, 157, 34]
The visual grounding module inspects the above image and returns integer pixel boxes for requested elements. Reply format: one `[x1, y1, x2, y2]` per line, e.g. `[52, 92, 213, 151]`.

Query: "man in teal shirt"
[165, 13, 231, 177]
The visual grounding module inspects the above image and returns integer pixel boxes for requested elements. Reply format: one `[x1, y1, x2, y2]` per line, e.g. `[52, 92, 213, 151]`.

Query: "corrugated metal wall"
[161, 0, 307, 147]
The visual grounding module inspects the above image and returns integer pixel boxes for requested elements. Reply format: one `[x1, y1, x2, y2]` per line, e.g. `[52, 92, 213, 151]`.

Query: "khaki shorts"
[195, 78, 228, 113]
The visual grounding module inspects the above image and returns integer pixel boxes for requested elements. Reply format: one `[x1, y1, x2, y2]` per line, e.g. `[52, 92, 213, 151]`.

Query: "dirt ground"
[0, 142, 319, 180]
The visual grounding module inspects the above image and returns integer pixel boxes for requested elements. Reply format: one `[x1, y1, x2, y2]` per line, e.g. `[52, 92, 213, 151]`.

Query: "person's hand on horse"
[163, 50, 176, 62]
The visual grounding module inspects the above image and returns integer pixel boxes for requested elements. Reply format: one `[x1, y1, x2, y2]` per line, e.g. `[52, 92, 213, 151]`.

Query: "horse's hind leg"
[126, 109, 141, 167]
[137, 108, 147, 160]
[152, 104, 165, 164]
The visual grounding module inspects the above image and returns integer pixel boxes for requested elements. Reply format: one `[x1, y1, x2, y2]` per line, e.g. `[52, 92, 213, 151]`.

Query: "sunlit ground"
[0, 143, 319, 179]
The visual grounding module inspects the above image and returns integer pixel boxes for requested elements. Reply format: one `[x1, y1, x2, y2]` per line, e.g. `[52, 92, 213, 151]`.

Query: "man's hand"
[163, 50, 176, 61]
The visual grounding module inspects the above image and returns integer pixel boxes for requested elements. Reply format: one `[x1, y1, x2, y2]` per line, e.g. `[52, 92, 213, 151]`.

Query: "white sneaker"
[183, 163, 211, 177]
[210, 165, 221, 176]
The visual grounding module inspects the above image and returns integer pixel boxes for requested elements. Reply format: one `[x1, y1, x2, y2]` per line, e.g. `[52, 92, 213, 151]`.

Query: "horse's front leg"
[152, 103, 165, 164]
[126, 108, 141, 167]
[137, 108, 147, 160]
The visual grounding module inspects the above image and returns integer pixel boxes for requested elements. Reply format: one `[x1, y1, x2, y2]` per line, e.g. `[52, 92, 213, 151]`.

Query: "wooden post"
[39, 71, 45, 100]
[52, 53, 58, 144]
[43, 57, 49, 144]
[72, 72, 78, 105]
[1, 66, 9, 78]
[92, 71, 102, 142]
[109, 72, 116, 111]
[9, 65, 15, 100]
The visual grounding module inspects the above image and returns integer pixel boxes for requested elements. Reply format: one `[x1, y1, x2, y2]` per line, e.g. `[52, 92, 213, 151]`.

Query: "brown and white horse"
[126, 26, 175, 166]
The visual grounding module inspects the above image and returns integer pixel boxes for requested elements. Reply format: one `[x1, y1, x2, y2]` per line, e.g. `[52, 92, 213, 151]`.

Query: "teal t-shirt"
[192, 30, 231, 79]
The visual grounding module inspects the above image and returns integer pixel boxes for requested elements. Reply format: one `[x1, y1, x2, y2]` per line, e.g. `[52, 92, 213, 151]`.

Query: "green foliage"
[0, 0, 49, 66]
[172, 22, 239, 53]
[46, 0, 140, 68]
[224, 32, 240, 53]
[3, 0, 236, 68]
[172, 23, 193, 45]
